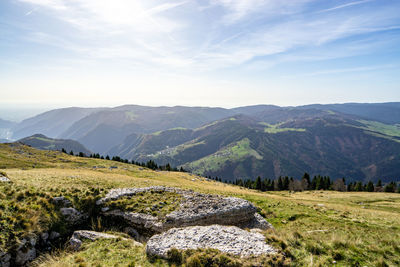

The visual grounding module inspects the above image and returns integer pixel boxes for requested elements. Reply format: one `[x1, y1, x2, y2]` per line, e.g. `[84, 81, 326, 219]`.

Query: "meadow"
[1, 143, 399, 266]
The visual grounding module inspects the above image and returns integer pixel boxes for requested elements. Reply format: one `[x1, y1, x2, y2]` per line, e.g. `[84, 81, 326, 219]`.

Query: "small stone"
[15, 238, 37, 265]
[40, 232, 49, 242]
[0, 176, 11, 182]
[49, 231, 60, 240]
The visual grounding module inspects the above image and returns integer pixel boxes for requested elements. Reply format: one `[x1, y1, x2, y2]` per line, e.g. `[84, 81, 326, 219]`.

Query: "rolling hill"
[58, 105, 235, 153]
[5, 102, 400, 182]
[110, 113, 400, 182]
[18, 134, 91, 155]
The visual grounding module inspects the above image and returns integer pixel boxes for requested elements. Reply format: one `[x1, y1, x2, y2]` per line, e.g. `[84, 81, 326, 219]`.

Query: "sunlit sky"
[1, 0, 400, 109]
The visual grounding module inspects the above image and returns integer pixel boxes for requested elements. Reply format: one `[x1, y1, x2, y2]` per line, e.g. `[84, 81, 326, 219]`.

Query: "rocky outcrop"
[96, 186, 178, 205]
[146, 225, 276, 258]
[98, 187, 273, 236]
[68, 230, 141, 251]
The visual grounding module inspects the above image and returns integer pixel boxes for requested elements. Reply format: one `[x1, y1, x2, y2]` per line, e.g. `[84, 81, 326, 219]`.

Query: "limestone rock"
[146, 225, 276, 258]
[60, 207, 87, 225]
[98, 187, 273, 234]
[68, 230, 141, 251]
[244, 213, 274, 230]
[52, 196, 72, 207]
[103, 210, 163, 233]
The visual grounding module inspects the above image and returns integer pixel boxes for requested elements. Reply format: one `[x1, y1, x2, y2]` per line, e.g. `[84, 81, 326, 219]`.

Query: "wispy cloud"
[317, 0, 374, 13]
[25, 7, 38, 16]
[14, 0, 400, 71]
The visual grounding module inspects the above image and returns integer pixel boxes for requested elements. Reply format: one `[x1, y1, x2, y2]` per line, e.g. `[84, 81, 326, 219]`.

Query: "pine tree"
[255, 176, 262, 190]
[354, 182, 363, 192]
[277, 177, 284, 191]
[366, 181, 374, 192]
[384, 182, 396, 193]
[283, 176, 289, 190]
[165, 163, 171, 171]
[69, 150, 74, 155]
[302, 173, 311, 190]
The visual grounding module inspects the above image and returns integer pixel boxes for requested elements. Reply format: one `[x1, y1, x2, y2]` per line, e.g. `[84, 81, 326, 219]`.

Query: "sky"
[1, 0, 400, 110]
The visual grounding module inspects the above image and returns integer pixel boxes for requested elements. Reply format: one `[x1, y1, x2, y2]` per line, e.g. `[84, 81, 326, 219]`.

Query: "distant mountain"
[0, 118, 16, 129]
[12, 107, 106, 140]
[303, 102, 400, 124]
[18, 134, 91, 155]
[59, 105, 234, 154]
[8, 102, 400, 182]
[111, 113, 400, 183]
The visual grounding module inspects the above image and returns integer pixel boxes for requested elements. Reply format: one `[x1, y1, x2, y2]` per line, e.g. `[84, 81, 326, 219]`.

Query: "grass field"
[1, 143, 399, 266]
[357, 120, 400, 143]
[260, 122, 306, 134]
[184, 138, 262, 175]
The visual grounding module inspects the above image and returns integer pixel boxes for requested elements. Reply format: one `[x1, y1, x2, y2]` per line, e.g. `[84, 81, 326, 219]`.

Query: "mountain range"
[2, 102, 400, 182]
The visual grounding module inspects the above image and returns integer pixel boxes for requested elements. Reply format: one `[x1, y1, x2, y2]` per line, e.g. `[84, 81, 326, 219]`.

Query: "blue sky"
[1, 0, 400, 108]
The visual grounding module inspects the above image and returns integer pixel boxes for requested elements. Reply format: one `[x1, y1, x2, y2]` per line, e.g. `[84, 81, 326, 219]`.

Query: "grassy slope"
[183, 138, 262, 176]
[357, 120, 400, 143]
[260, 122, 307, 134]
[1, 143, 399, 266]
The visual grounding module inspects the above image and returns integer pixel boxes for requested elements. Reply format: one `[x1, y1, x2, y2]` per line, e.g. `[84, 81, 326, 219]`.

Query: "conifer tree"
[366, 181, 374, 192]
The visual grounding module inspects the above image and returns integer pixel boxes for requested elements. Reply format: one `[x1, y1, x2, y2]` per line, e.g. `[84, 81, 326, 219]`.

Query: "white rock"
[146, 225, 276, 258]
[0, 176, 10, 182]
[99, 187, 273, 233]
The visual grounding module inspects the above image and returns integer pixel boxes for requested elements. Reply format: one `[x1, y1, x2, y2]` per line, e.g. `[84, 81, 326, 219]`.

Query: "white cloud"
[16, 0, 400, 71]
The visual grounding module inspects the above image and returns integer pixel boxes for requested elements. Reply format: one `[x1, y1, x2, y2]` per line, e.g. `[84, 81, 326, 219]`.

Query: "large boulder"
[146, 225, 276, 258]
[98, 187, 273, 236]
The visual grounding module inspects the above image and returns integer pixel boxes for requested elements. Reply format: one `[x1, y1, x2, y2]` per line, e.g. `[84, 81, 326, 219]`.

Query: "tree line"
[61, 148, 399, 193]
[207, 173, 400, 193]
[60, 148, 185, 172]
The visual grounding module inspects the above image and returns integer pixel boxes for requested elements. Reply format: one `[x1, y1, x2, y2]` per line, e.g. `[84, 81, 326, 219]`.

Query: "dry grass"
[1, 143, 400, 266]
